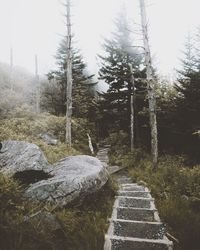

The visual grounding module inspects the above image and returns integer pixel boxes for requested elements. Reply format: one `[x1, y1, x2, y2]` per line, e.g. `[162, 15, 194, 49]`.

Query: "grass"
[0, 174, 117, 250]
[106, 132, 200, 250]
[0, 110, 116, 249]
[112, 150, 200, 250]
[0, 112, 98, 163]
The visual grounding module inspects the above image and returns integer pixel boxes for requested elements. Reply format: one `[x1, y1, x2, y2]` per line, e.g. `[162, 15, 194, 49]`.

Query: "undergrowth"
[110, 147, 200, 250]
[106, 130, 200, 250]
[0, 110, 97, 163]
[0, 174, 117, 250]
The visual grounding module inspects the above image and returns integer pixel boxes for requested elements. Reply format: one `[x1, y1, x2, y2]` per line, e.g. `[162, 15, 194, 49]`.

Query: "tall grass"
[127, 154, 200, 250]
[0, 175, 117, 250]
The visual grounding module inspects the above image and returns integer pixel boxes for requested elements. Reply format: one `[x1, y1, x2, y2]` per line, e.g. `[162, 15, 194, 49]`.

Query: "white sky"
[0, 0, 200, 79]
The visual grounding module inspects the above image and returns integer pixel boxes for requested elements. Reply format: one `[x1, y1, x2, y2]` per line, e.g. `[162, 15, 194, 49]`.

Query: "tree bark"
[10, 47, 14, 91]
[87, 133, 94, 155]
[129, 64, 135, 152]
[65, 0, 73, 146]
[35, 55, 40, 114]
[139, 0, 158, 169]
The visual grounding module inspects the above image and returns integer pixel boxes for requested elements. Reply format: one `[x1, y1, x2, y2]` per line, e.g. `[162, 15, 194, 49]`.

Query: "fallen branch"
[166, 232, 179, 244]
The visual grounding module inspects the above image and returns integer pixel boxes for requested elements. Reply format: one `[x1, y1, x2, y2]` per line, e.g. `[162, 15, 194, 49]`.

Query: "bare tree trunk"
[10, 47, 14, 91]
[139, 0, 158, 169]
[35, 55, 40, 114]
[65, 0, 73, 146]
[87, 133, 94, 155]
[129, 64, 135, 152]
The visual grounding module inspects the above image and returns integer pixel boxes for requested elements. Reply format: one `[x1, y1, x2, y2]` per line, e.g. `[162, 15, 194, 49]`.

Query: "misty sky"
[0, 0, 200, 79]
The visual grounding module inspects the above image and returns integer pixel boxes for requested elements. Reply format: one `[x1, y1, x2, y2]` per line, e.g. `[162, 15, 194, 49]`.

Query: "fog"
[1, 0, 200, 78]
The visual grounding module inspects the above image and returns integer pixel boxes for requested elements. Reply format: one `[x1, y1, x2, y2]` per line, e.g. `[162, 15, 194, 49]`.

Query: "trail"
[97, 146, 173, 250]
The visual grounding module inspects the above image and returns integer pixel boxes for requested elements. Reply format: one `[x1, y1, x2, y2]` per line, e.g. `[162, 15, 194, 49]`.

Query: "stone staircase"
[97, 147, 173, 250]
[97, 146, 125, 174]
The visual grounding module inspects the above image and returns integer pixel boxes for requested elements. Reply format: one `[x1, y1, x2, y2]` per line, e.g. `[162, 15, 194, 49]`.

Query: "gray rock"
[0, 141, 52, 177]
[25, 155, 109, 207]
[40, 133, 58, 145]
[0, 141, 109, 207]
[24, 211, 62, 232]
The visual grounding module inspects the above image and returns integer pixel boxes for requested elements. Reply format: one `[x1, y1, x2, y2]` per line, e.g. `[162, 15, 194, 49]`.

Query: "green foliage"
[107, 131, 150, 168]
[155, 32, 200, 161]
[56, 179, 117, 250]
[128, 154, 200, 250]
[0, 112, 99, 162]
[0, 174, 53, 250]
[42, 39, 97, 118]
[98, 10, 147, 138]
[72, 118, 97, 154]
[0, 175, 116, 250]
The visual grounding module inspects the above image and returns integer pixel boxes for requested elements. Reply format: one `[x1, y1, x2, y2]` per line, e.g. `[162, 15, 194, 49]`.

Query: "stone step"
[97, 153, 109, 156]
[117, 176, 131, 180]
[121, 184, 146, 192]
[117, 196, 153, 209]
[118, 191, 151, 198]
[107, 166, 126, 175]
[98, 160, 109, 163]
[104, 236, 173, 250]
[117, 178, 133, 184]
[97, 156, 109, 158]
[112, 219, 165, 239]
[117, 207, 156, 221]
[97, 158, 109, 161]
[97, 152, 109, 156]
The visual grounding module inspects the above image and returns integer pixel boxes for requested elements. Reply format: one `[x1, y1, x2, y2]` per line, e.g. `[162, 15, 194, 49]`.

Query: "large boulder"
[0, 141, 109, 207]
[25, 155, 109, 207]
[0, 141, 52, 177]
[24, 211, 62, 232]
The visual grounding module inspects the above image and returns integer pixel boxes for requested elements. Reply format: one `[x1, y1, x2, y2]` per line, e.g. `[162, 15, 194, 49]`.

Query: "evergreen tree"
[98, 11, 146, 141]
[178, 33, 196, 77]
[175, 34, 200, 132]
[172, 33, 200, 159]
[42, 37, 97, 118]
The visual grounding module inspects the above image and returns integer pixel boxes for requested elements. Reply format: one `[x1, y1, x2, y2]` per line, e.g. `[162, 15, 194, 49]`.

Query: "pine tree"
[98, 11, 146, 140]
[175, 33, 200, 131]
[43, 37, 97, 118]
[172, 33, 200, 159]
[177, 33, 196, 78]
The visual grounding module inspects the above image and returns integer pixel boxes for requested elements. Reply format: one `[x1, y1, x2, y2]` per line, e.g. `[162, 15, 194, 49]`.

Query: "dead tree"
[139, 0, 158, 169]
[65, 0, 73, 146]
[10, 47, 14, 91]
[35, 55, 40, 113]
[129, 63, 135, 152]
[87, 133, 94, 155]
